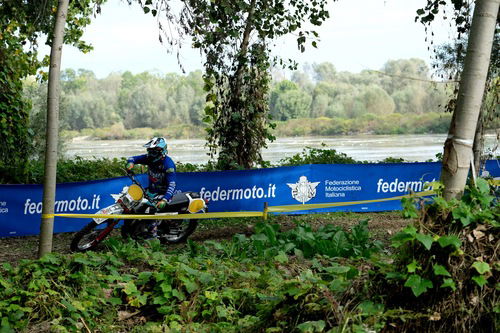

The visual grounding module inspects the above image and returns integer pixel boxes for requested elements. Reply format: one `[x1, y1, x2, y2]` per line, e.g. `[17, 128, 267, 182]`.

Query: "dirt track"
[0, 212, 410, 264]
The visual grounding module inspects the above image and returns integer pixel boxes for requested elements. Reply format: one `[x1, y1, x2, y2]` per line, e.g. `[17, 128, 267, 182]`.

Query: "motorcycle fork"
[95, 220, 119, 242]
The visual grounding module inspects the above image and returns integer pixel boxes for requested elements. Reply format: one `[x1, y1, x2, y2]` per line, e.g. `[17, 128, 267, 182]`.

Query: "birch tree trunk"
[472, 109, 485, 174]
[38, 0, 69, 258]
[441, 0, 499, 200]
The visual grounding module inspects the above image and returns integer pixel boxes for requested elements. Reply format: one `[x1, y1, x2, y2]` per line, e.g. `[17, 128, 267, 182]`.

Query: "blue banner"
[0, 160, 498, 237]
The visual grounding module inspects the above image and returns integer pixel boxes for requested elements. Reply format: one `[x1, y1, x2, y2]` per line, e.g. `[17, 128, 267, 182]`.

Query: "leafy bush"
[0, 221, 386, 332]
[278, 145, 360, 166]
[205, 219, 381, 260]
[0, 157, 127, 184]
[375, 178, 499, 332]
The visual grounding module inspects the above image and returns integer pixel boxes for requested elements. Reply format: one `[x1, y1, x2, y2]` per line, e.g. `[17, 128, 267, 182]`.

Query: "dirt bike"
[70, 170, 207, 252]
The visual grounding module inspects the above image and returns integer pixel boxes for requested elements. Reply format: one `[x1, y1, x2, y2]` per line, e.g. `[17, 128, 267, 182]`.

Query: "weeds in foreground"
[0, 220, 386, 332]
[374, 178, 499, 332]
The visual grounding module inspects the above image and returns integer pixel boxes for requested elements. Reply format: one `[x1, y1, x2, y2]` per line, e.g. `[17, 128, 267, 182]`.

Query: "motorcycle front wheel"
[70, 219, 117, 252]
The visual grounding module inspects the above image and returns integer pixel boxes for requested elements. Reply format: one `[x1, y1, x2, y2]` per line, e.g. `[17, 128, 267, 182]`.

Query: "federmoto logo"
[287, 176, 320, 204]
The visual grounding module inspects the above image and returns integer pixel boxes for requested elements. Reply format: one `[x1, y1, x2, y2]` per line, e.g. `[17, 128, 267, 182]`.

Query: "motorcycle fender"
[93, 204, 123, 224]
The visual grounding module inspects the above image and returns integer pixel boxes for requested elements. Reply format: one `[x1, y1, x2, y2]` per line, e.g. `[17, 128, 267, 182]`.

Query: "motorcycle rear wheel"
[70, 219, 116, 252]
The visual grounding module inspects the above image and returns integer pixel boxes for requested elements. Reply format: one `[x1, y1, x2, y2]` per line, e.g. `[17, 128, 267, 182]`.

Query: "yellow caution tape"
[43, 211, 263, 220]
[41, 190, 435, 220]
[268, 190, 435, 213]
[489, 178, 500, 186]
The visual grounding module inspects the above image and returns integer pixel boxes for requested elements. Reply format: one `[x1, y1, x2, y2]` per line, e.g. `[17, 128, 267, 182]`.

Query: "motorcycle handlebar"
[123, 169, 157, 206]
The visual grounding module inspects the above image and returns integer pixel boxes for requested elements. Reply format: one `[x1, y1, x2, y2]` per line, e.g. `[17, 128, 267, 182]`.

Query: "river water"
[65, 133, 499, 165]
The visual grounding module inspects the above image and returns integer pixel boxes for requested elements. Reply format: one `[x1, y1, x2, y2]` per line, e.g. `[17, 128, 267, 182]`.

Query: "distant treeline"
[25, 58, 470, 140]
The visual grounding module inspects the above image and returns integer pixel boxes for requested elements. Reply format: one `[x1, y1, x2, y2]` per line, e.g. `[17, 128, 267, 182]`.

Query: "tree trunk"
[441, 0, 499, 200]
[472, 107, 485, 175]
[38, 0, 69, 258]
[219, 0, 257, 169]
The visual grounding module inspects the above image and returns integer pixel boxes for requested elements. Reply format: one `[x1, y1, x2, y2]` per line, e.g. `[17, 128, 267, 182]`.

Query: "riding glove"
[156, 199, 168, 210]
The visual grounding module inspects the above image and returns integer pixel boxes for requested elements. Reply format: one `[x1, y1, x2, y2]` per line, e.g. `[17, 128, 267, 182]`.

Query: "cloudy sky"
[45, 0, 455, 78]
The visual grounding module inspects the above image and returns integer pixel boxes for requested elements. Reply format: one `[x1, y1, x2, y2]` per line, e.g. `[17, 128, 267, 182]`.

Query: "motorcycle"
[70, 170, 208, 252]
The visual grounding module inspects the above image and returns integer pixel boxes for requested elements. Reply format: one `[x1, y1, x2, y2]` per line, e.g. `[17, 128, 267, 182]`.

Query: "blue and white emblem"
[287, 176, 320, 204]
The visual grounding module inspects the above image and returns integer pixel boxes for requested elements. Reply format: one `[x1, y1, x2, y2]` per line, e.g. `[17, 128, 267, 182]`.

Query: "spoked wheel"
[70, 220, 117, 252]
[159, 218, 198, 244]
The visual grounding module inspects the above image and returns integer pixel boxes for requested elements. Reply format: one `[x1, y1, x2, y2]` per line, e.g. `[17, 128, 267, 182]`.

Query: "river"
[65, 133, 499, 165]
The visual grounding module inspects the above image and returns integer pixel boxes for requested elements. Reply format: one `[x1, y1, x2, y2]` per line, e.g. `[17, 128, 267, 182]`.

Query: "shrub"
[374, 178, 499, 332]
[278, 145, 360, 166]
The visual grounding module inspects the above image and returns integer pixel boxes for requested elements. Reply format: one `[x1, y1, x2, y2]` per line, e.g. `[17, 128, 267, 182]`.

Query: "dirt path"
[0, 212, 410, 265]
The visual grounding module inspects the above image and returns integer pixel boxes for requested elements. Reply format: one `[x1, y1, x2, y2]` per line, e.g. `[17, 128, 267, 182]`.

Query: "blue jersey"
[127, 154, 176, 200]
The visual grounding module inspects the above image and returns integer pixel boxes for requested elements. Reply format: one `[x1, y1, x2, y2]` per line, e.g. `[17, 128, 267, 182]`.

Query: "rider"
[126, 137, 176, 211]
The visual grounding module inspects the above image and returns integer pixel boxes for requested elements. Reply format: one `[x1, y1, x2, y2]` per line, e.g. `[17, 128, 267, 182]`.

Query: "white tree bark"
[441, 0, 499, 200]
[38, 0, 69, 257]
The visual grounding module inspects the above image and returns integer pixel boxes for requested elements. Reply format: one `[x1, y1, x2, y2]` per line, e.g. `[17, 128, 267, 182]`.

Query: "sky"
[45, 0, 455, 78]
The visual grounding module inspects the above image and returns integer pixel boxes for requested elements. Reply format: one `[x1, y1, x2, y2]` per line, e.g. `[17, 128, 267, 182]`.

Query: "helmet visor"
[147, 147, 163, 160]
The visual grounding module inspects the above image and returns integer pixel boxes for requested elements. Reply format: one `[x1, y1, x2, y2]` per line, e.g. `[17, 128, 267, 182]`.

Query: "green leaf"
[415, 233, 434, 250]
[404, 274, 433, 297]
[475, 178, 490, 195]
[108, 297, 122, 305]
[391, 226, 417, 248]
[153, 295, 169, 305]
[407, 260, 420, 273]
[440, 278, 456, 291]
[180, 276, 199, 294]
[123, 282, 138, 295]
[326, 264, 351, 275]
[437, 235, 461, 249]
[204, 291, 218, 301]
[294, 248, 304, 259]
[471, 261, 490, 274]
[433, 264, 451, 277]
[137, 271, 152, 285]
[472, 275, 488, 288]
[452, 203, 472, 226]
[160, 281, 172, 294]
[296, 320, 326, 332]
[401, 197, 419, 218]
[274, 251, 288, 263]
[357, 301, 384, 316]
[172, 288, 186, 300]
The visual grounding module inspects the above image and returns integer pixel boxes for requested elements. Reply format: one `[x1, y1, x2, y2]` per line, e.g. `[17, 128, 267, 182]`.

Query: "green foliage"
[0, 0, 104, 173]
[0, 218, 387, 332]
[0, 157, 126, 184]
[377, 178, 499, 331]
[202, 219, 380, 261]
[278, 145, 359, 166]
